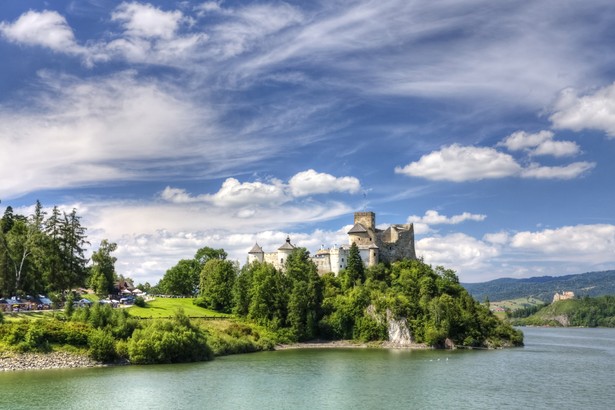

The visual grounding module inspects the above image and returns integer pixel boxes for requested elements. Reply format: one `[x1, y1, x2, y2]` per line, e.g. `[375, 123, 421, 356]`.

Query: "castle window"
[341, 258, 344, 262]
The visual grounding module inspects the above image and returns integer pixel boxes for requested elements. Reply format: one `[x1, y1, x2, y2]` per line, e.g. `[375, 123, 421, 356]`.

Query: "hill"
[462, 270, 615, 302]
[510, 296, 615, 327]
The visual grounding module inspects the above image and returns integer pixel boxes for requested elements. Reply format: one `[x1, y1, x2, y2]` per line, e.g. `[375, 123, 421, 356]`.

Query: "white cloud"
[208, 178, 288, 207]
[0, 71, 277, 199]
[395, 144, 521, 182]
[531, 139, 580, 157]
[417, 233, 500, 273]
[0, 10, 83, 55]
[551, 82, 615, 138]
[510, 224, 615, 262]
[500, 130, 554, 151]
[408, 210, 486, 226]
[396, 143, 595, 182]
[112, 2, 184, 40]
[161, 170, 362, 208]
[482, 231, 509, 245]
[499, 130, 580, 157]
[520, 162, 595, 179]
[288, 169, 361, 197]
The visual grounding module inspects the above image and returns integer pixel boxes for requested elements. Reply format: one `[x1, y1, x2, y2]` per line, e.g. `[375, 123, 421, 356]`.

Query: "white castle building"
[247, 211, 416, 275]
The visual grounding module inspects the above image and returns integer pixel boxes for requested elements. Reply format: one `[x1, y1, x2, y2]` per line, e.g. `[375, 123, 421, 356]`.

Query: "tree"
[285, 248, 323, 340]
[157, 246, 228, 296]
[199, 259, 237, 312]
[194, 247, 227, 265]
[90, 240, 118, 297]
[343, 242, 365, 289]
[158, 259, 200, 296]
[248, 262, 289, 329]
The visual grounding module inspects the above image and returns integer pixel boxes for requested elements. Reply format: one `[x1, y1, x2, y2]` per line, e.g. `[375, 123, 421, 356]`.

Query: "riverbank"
[275, 339, 429, 350]
[0, 351, 103, 371]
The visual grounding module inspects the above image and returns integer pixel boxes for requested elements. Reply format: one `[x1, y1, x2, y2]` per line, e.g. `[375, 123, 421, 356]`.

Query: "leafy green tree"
[195, 246, 227, 265]
[157, 246, 228, 296]
[158, 259, 199, 296]
[233, 263, 255, 316]
[199, 259, 237, 313]
[248, 262, 289, 329]
[285, 248, 323, 341]
[90, 240, 118, 297]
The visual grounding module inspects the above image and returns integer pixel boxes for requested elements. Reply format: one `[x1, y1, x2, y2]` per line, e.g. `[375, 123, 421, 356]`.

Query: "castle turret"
[247, 242, 264, 264]
[277, 236, 295, 266]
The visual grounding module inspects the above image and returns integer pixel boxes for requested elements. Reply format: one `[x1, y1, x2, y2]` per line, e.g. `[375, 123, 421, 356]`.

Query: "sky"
[1, 0, 614, 284]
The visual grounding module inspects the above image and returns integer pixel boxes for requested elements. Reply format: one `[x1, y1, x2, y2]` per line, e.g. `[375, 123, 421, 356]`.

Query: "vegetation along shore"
[1, 203, 523, 370]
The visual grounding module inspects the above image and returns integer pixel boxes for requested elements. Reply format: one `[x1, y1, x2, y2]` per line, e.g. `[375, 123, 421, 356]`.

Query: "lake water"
[1, 327, 614, 409]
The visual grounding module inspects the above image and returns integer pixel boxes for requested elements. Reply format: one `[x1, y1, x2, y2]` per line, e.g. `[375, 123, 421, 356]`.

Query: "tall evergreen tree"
[344, 242, 365, 288]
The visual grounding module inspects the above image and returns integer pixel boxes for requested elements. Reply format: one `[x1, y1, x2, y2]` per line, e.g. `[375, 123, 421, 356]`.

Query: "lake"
[1, 327, 614, 409]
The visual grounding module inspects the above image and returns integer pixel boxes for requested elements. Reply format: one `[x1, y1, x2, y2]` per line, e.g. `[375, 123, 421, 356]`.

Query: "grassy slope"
[127, 297, 231, 318]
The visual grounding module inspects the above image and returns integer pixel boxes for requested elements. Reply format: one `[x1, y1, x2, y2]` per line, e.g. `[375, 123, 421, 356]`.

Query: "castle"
[247, 211, 416, 275]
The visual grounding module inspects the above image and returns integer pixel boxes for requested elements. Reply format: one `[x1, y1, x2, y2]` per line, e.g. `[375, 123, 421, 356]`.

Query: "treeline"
[160, 243, 523, 347]
[512, 296, 615, 327]
[0, 201, 89, 297]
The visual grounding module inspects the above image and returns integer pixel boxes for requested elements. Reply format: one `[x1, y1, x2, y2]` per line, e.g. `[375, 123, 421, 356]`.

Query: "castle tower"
[369, 244, 379, 267]
[277, 236, 295, 267]
[354, 211, 375, 230]
[247, 243, 264, 264]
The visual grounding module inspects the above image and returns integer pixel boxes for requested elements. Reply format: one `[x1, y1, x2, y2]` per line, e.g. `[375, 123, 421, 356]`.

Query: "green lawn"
[2, 310, 57, 321]
[127, 297, 231, 319]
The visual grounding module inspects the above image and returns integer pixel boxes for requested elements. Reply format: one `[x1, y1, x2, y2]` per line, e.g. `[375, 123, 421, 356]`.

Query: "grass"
[127, 297, 231, 319]
[2, 310, 58, 322]
[489, 297, 544, 311]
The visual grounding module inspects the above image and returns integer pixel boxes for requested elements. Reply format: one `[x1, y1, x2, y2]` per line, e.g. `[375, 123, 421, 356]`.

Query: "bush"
[88, 329, 117, 362]
[134, 296, 146, 307]
[127, 310, 213, 364]
[354, 316, 387, 342]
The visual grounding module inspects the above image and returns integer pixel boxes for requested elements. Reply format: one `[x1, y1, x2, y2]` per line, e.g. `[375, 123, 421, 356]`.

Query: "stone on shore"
[0, 352, 101, 371]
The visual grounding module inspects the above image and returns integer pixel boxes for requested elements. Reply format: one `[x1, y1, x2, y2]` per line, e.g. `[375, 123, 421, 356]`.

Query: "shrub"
[88, 329, 117, 362]
[134, 296, 146, 307]
[127, 309, 213, 364]
[354, 316, 387, 342]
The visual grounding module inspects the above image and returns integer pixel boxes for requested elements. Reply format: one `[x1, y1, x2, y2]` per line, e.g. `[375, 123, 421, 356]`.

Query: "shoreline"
[275, 339, 429, 350]
[1, 340, 431, 371]
[0, 351, 104, 372]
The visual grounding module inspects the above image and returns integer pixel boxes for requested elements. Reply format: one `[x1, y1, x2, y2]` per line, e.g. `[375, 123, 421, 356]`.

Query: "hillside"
[462, 270, 615, 302]
[510, 296, 615, 327]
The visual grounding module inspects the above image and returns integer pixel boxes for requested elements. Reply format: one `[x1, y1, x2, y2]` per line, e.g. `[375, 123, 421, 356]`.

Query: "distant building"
[247, 211, 416, 275]
[553, 291, 575, 302]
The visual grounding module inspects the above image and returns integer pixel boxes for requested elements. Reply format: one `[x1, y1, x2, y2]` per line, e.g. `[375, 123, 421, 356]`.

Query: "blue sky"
[1, 0, 614, 284]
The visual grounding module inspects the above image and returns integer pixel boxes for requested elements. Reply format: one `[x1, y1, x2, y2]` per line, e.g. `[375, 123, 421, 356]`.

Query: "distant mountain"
[462, 270, 615, 303]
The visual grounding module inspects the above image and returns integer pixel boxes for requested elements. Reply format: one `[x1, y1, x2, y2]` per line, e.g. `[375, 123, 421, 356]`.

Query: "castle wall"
[263, 252, 279, 268]
[375, 225, 415, 264]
